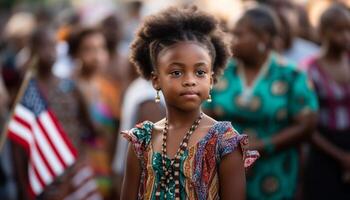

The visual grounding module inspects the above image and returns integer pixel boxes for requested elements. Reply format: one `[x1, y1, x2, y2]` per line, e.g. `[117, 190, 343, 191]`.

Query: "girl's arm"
[219, 149, 246, 200]
[121, 144, 141, 200]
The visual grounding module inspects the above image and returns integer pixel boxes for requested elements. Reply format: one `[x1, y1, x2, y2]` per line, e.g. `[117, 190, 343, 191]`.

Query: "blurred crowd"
[0, 0, 349, 200]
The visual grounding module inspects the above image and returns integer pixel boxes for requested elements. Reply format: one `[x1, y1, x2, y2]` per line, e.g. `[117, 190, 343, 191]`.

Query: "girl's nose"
[182, 75, 196, 87]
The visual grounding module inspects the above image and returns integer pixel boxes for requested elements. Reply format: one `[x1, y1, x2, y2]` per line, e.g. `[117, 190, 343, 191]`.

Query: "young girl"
[121, 7, 259, 200]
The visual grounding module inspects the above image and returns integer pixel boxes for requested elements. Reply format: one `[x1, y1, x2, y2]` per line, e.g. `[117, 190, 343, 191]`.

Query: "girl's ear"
[151, 71, 161, 90]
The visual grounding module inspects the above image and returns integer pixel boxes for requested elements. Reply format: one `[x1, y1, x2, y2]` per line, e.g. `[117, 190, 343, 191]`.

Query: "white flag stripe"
[8, 81, 78, 197]
[86, 193, 103, 200]
[72, 166, 94, 187]
[28, 164, 43, 194]
[8, 120, 34, 145]
[74, 179, 98, 200]
[14, 105, 64, 175]
[15, 105, 63, 175]
[40, 112, 75, 165]
[30, 139, 53, 184]
[31, 119, 64, 175]
[15, 105, 35, 124]
[8, 119, 54, 183]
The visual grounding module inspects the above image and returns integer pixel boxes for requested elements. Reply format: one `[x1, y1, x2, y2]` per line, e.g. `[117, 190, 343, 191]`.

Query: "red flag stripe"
[37, 118, 67, 169]
[47, 111, 78, 157]
[28, 164, 43, 195]
[12, 105, 65, 175]
[7, 130, 30, 151]
[40, 111, 76, 165]
[8, 81, 78, 197]
[13, 115, 32, 131]
[10, 117, 57, 178]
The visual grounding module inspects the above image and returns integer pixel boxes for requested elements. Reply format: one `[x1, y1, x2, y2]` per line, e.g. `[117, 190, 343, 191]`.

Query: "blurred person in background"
[53, 10, 81, 80]
[0, 12, 37, 200]
[68, 27, 121, 199]
[204, 5, 318, 200]
[0, 75, 15, 200]
[1, 12, 36, 108]
[266, 0, 319, 68]
[10, 26, 100, 200]
[118, 0, 143, 57]
[100, 14, 130, 94]
[304, 4, 350, 199]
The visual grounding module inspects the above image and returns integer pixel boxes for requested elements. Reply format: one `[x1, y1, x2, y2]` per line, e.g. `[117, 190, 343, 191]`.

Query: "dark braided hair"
[129, 6, 231, 82]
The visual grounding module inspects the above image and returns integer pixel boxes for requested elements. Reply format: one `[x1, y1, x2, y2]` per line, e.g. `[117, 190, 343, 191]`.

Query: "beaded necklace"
[155, 112, 203, 200]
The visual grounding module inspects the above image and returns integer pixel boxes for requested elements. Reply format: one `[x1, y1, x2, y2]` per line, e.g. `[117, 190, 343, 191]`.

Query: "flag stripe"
[7, 79, 77, 197]
[33, 136, 56, 177]
[37, 119, 66, 170]
[10, 114, 57, 178]
[16, 105, 63, 175]
[28, 164, 43, 194]
[31, 118, 64, 175]
[47, 111, 78, 158]
[7, 130, 30, 151]
[8, 120, 33, 145]
[9, 112, 54, 184]
[14, 105, 35, 124]
[30, 138, 53, 184]
[40, 112, 75, 165]
[13, 115, 32, 132]
[13, 105, 64, 176]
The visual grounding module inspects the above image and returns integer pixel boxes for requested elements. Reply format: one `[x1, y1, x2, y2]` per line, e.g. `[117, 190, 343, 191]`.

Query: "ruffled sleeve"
[121, 121, 153, 160]
[217, 122, 259, 168]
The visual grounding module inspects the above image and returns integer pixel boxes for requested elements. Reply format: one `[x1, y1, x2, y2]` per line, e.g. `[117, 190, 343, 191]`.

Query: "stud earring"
[155, 90, 160, 103]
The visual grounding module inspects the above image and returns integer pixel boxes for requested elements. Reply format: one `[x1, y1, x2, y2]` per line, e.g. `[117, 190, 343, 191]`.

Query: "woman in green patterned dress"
[204, 6, 318, 200]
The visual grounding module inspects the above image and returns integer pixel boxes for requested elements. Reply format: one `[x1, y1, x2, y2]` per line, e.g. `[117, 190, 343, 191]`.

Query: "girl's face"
[78, 33, 109, 74]
[322, 16, 350, 51]
[153, 42, 212, 112]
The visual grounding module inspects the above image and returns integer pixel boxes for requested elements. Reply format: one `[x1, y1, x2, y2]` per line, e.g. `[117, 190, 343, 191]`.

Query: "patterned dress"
[304, 56, 350, 199]
[122, 121, 259, 200]
[204, 53, 318, 200]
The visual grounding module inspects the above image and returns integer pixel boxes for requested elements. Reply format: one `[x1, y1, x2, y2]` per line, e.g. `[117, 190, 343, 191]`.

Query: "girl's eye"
[170, 71, 182, 77]
[196, 70, 206, 77]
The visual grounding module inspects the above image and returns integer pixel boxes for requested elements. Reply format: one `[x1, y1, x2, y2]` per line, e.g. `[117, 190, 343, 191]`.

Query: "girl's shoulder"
[213, 121, 259, 168]
[210, 121, 238, 138]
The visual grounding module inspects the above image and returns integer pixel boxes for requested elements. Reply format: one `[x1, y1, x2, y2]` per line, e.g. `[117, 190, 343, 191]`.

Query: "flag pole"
[0, 57, 37, 153]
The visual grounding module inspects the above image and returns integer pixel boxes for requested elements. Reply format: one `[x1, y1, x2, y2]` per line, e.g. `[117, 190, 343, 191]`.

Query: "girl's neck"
[165, 107, 202, 130]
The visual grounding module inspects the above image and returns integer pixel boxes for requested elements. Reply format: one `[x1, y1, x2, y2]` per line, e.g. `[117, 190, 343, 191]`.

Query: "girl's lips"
[180, 91, 200, 99]
[180, 91, 199, 96]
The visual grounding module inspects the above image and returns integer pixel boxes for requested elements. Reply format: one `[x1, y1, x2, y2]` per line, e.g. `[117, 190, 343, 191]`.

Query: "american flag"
[7, 79, 78, 196]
